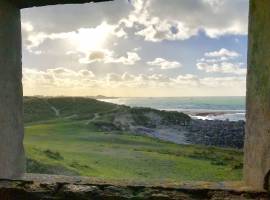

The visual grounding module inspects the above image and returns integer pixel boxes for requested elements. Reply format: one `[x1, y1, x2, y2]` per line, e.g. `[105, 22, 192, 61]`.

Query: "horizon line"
[23, 95, 246, 98]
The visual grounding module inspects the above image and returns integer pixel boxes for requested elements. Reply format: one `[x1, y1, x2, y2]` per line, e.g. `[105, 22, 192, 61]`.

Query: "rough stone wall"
[0, 1, 25, 178]
[244, 0, 270, 190]
[0, 174, 269, 200]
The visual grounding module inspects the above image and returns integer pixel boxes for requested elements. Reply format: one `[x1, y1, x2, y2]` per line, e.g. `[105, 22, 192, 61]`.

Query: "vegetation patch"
[43, 149, 64, 160]
[26, 158, 79, 176]
[130, 107, 191, 127]
[93, 120, 120, 131]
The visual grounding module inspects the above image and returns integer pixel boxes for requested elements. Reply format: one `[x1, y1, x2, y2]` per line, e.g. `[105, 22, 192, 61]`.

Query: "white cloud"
[200, 76, 246, 88]
[23, 67, 246, 96]
[197, 62, 246, 75]
[121, 72, 136, 81]
[197, 48, 246, 75]
[203, 0, 225, 9]
[22, 22, 127, 54]
[112, 52, 141, 65]
[23, 68, 172, 90]
[22, 21, 141, 66]
[22, 22, 34, 32]
[173, 74, 199, 86]
[205, 48, 240, 58]
[147, 58, 182, 70]
[172, 74, 245, 90]
[135, 21, 197, 42]
[23, 67, 96, 89]
[80, 50, 141, 65]
[198, 57, 230, 63]
[119, 0, 248, 42]
[23, 67, 243, 89]
[115, 28, 128, 38]
[22, 0, 248, 45]
[121, 0, 199, 42]
[106, 73, 123, 82]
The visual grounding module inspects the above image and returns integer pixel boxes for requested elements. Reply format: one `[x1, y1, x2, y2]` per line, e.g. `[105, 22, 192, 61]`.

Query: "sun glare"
[72, 22, 114, 53]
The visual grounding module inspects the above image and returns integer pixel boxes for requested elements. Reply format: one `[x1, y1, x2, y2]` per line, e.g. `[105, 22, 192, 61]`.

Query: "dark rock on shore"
[185, 119, 245, 149]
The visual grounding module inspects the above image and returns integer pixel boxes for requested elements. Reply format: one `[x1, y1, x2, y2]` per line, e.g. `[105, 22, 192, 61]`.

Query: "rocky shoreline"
[186, 119, 245, 149]
[131, 119, 245, 149]
[95, 106, 246, 149]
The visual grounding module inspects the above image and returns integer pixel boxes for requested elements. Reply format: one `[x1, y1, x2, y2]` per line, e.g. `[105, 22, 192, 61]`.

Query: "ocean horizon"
[100, 96, 246, 121]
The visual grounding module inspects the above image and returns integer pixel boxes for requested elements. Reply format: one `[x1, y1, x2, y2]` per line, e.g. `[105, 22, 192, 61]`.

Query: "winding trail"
[85, 113, 100, 125]
[50, 106, 60, 117]
[42, 99, 61, 117]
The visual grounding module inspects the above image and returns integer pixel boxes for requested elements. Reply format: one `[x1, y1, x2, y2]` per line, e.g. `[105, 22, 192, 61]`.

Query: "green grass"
[24, 118, 243, 182]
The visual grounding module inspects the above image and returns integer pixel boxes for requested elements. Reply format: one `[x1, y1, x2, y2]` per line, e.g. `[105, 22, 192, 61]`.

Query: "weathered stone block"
[0, 0, 25, 179]
[244, 0, 270, 190]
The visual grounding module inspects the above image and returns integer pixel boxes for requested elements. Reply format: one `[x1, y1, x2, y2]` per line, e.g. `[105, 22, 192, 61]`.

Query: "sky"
[21, 0, 249, 97]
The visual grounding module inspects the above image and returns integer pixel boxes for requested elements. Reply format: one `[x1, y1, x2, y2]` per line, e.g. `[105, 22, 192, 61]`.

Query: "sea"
[100, 96, 246, 121]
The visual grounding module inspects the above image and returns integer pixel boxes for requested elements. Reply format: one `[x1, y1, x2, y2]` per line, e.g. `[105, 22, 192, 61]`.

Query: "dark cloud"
[21, 0, 132, 33]
[89, 51, 106, 60]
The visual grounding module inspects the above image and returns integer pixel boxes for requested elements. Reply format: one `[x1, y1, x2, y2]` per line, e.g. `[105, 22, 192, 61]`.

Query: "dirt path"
[85, 113, 100, 125]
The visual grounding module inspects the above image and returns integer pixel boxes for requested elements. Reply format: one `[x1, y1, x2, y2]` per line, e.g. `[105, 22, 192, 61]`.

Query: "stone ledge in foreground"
[0, 174, 268, 200]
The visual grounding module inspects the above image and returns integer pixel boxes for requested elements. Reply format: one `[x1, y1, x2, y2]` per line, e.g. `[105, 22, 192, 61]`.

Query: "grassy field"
[24, 97, 243, 182]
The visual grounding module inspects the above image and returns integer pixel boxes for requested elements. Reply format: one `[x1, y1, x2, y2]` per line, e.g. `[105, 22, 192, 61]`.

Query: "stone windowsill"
[0, 174, 268, 199]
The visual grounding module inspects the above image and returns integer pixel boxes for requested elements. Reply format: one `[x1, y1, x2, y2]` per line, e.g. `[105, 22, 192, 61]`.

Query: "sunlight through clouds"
[21, 0, 248, 97]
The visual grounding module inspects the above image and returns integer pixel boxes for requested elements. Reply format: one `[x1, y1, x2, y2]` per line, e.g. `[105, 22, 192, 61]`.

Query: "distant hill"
[23, 96, 118, 123]
[23, 96, 191, 125]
